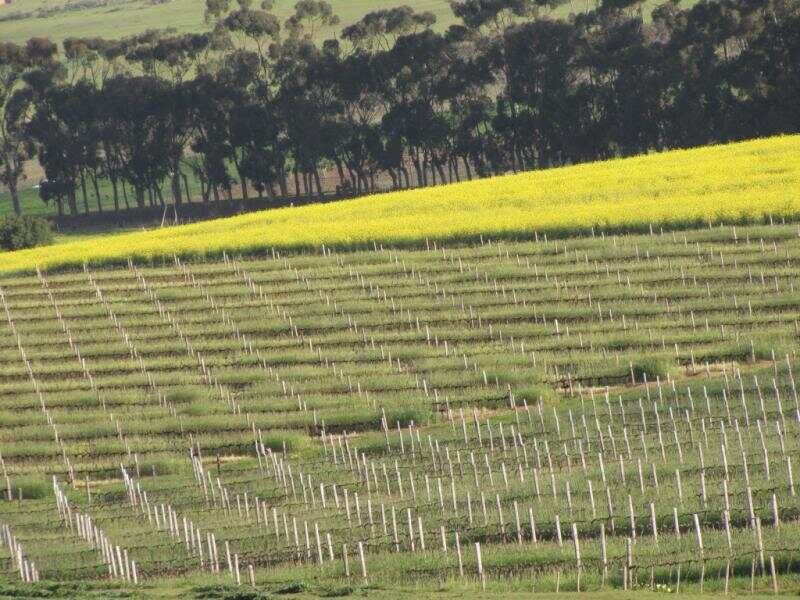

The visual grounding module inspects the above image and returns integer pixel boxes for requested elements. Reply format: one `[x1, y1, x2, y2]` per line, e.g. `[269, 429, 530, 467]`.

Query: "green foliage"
[272, 581, 307, 594]
[6, 475, 50, 500]
[259, 431, 311, 453]
[317, 586, 354, 597]
[166, 387, 209, 404]
[193, 584, 273, 599]
[216, 369, 269, 386]
[629, 357, 677, 383]
[384, 406, 429, 427]
[0, 215, 53, 250]
[513, 383, 557, 406]
[0, 581, 130, 598]
[182, 398, 221, 417]
[136, 458, 189, 476]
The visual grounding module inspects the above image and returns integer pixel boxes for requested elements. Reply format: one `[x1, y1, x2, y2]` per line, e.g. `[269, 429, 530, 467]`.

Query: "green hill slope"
[0, 135, 797, 273]
[0, 0, 679, 43]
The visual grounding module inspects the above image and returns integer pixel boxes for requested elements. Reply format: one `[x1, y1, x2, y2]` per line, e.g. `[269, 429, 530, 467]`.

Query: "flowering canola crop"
[1, 135, 798, 272]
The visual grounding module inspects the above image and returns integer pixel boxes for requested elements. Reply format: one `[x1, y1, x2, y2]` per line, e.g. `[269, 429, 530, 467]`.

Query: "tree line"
[0, 0, 798, 217]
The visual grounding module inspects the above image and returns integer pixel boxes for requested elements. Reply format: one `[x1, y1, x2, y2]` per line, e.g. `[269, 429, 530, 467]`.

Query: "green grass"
[0, 579, 787, 598]
[0, 165, 207, 222]
[0, 0, 689, 47]
[0, 0, 454, 45]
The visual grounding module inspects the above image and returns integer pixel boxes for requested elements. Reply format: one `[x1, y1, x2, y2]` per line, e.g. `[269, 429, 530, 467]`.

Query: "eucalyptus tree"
[276, 1, 341, 199]
[62, 37, 131, 211]
[0, 39, 58, 215]
[101, 75, 172, 208]
[124, 32, 215, 205]
[27, 81, 96, 216]
[7, 0, 800, 218]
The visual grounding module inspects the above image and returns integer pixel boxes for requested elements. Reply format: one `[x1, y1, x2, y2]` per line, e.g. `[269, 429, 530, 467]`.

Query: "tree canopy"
[1, 0, 798, 217]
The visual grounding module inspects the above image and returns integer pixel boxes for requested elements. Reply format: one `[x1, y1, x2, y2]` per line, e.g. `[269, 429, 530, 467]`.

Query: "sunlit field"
[1, 135, 798, 274]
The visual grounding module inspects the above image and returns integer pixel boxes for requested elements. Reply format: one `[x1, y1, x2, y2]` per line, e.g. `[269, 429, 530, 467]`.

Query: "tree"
[729, 4, 800, 137]
[285, 0, 340, 41]
[102, 76, 172, 208]
[10, 0, 800, 220]
[448, 0, 544, 34]
[27, 81, 99, 216]
[0, 39, 58, 215]
[342, 6, 436, 51]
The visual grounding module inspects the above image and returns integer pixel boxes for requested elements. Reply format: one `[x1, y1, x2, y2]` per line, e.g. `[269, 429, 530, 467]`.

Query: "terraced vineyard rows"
[0, 221, 799, 595]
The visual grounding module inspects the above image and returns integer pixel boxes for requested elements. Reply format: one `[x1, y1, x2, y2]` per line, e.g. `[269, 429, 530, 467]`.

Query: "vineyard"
[0, 216, 798, 597]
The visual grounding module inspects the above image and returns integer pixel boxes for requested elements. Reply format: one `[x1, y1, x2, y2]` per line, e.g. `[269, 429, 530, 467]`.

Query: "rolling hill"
[0, 0, 683, 44]
[0, 135, 797, 273]
[0, 136, 798, 597]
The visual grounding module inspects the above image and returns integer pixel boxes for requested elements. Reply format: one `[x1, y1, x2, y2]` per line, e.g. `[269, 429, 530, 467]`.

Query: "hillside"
[0, 0, 683, 44]
[0, 137, 799, 595]
[0, 135, 798, 273]
[0, 0, 451, 43]
[0, 0, 773, 230]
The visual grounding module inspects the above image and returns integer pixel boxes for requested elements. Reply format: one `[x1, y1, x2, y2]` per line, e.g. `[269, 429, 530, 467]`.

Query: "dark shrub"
[0, 215, 53, 250]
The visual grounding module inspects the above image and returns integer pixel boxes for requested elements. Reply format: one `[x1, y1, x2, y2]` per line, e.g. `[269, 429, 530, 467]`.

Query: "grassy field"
[0, 213, 799, 594]
[0, 170, 208, 224]
[0, 0, 454, 44]
[0, 135, 797, 273]
[0, 0, 687, 45]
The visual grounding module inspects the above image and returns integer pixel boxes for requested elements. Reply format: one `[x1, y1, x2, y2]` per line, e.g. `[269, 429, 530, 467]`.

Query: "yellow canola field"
[1, 135, 799, 272]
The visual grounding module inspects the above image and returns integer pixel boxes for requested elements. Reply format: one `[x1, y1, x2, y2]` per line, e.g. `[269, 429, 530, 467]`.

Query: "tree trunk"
[199, 177, 208, 204]
[347, 166, 358, 194]
[293, 168, 301, 199]
[278, 171, 288, 198]
[7, 178, 21, 216]
[155, 183, 165, 207]
[171, 172, 183, 206]
[411, 157, 424, 186]
[354, 168, 367, 194]
[434, 161, 447, 185]
[515, 147, 526, 171]
[313, 168, 323, 199]
[400, 166, 411, 188]
[335, 160, 347, 190]
[135, 186, 146, 209]
[110, 177, 120, 212]
[234, 158, 248, 202]
[68, 189, 78, 215]
[80, 172, 90, 213]
[91, 174, 103, 213]
[122, 181, 130, 210]
[182, 173, 191, 203]
[451, 158, 461, 183]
